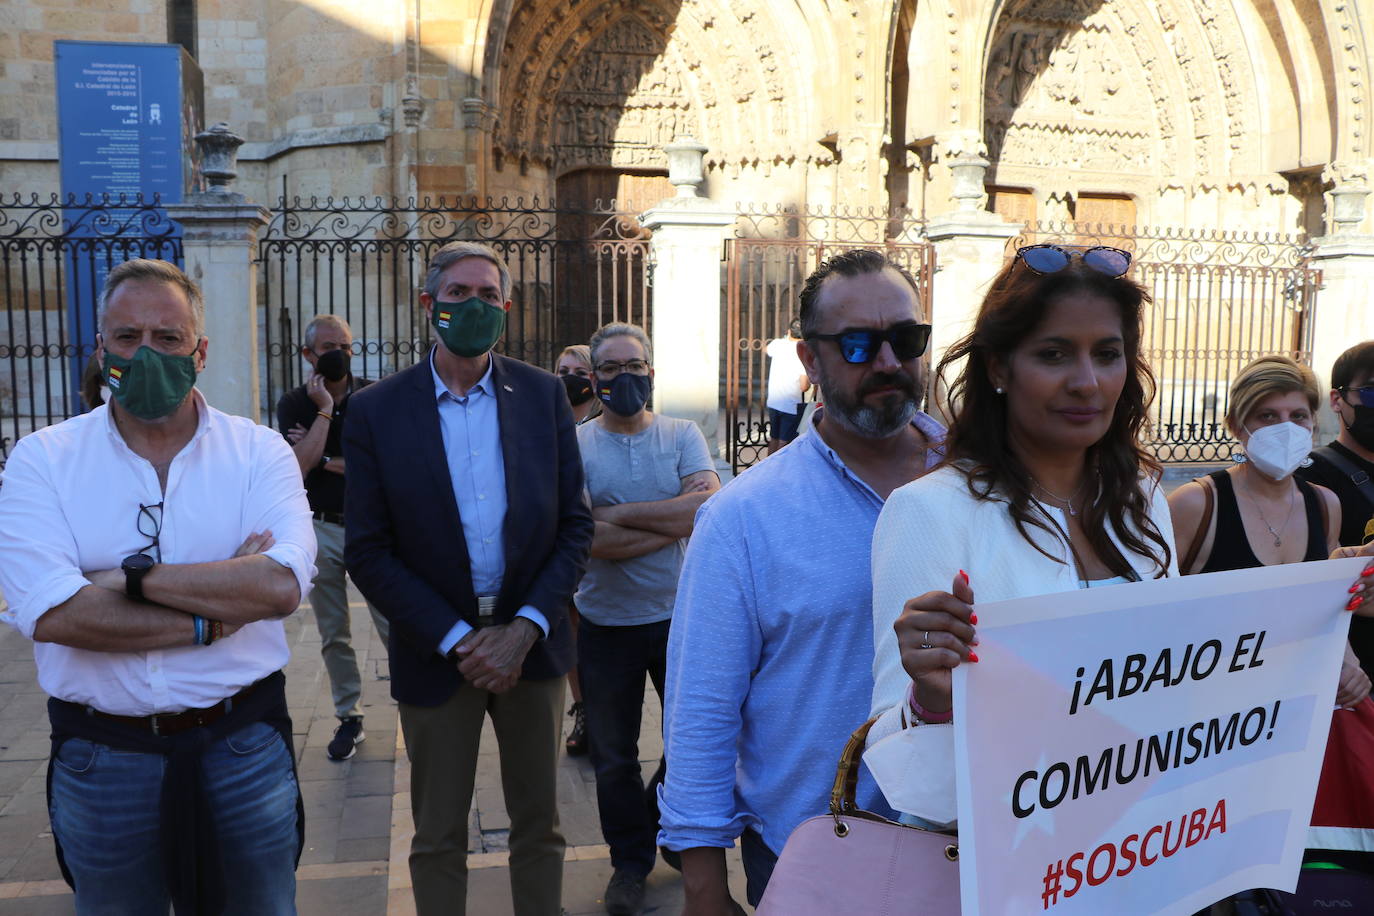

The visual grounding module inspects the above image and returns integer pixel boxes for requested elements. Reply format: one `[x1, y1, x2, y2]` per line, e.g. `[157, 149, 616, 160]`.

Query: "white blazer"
[870, 464, 1179, 722]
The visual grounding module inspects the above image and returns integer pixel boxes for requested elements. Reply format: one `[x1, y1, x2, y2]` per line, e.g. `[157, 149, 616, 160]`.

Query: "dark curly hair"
[936, 255, 1172, 578]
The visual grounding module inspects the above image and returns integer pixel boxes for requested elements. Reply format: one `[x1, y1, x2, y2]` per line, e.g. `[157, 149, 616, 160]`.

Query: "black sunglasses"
[1016, 244, 1133, 279]
[1339, 385, 1374, 408]
[805, 322, 932, 364]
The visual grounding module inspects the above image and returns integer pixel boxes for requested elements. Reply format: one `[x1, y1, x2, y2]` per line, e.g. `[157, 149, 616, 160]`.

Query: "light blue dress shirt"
[658, 412, 946, 856]
[430, 350, 548, 656]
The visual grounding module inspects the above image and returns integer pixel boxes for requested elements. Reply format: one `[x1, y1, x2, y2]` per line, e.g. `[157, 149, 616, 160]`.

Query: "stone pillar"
[641, 137, 736, 454]
[165, 123, 272, 421]
[1309, 234, 1374, 440]
[924, 213, 1020, 375]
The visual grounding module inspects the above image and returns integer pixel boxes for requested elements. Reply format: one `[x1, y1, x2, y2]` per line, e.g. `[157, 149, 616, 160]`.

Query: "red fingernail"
[1352, 584, 1365, 594]
[1363, 565, 1374, 577]
[959, 569, 970, 585]
[970, 614, 979, 625]
[1348, 596, 1364, 611]
[969, 652, 980, 663]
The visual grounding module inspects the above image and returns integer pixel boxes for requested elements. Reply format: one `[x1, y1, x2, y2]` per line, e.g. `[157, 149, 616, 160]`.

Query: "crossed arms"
[589, 469, 721, 560]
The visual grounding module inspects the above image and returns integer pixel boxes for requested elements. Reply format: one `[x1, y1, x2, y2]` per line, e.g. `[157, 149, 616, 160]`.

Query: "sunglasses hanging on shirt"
[805, 322, 933, 365]
[1015, 244, 1133, 279]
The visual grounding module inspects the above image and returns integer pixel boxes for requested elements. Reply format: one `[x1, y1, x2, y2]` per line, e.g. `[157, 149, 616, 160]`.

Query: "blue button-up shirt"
[430, 351, 547, 654]
[658, 412, 945, 855]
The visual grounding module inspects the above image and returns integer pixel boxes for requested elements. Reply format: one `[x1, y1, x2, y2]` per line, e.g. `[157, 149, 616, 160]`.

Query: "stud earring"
[995, 386, 1005, 395]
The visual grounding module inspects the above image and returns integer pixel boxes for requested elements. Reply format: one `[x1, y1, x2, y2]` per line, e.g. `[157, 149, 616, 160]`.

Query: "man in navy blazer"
[343, 241, 593, 916]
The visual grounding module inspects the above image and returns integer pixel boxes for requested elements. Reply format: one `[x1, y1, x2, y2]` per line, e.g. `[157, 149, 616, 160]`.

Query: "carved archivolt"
[984, 0, 1262, 183]
[490, 0, 806, 175]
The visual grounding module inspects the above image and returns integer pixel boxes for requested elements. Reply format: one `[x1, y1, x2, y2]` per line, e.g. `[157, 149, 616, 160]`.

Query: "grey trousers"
[399, 676, 567, 916]
[310, 518, 390, 719]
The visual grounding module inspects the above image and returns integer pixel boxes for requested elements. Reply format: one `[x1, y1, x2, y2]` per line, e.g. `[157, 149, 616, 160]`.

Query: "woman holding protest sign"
[1168, 355, 1374, 863]
[864, 248, 1374, 823]
[866, 245, 1177, 817]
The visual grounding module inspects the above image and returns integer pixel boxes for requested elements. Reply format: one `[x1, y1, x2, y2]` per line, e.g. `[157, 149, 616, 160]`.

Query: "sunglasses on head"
[805, 322, 932, 364]
[1339, 385, 1374, 408]
[1016, 244, 1133, 279]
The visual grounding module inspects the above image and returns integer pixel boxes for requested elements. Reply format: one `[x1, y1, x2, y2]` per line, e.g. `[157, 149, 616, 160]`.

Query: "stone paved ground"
[0, 588, 747, 915]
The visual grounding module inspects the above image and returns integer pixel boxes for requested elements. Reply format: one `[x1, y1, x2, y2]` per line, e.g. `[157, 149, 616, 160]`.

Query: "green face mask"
[102, 345, 199, 420]
[432, 297, 507, 358]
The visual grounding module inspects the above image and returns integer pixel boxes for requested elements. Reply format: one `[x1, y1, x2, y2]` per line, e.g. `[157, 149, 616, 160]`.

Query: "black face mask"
[597, 372, 652, 417]
[561, 374, 594, 406]
[316, 348, 351, 382]
[1345, 404, 1374, 452]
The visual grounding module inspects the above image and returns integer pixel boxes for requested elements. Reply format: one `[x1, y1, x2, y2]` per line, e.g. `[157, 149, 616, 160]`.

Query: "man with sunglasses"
[659, 249, 945, 912]
[0, 259, 317, 913]
[1299, 340, 1374, 678]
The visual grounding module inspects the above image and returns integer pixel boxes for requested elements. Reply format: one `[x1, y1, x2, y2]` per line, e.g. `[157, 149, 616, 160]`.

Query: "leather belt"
[312, 510, 345, 525]
[80, 677, 268, 737]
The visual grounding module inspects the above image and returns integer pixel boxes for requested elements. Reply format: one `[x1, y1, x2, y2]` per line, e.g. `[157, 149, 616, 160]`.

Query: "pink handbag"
[756, 718, 961, 915]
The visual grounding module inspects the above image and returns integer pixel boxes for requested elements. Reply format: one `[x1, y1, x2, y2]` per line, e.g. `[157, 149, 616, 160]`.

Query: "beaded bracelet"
[192, 615, 205, 646]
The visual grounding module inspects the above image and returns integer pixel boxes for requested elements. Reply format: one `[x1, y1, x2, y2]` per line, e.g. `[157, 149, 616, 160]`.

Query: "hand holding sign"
[894, 569, 979, 717]
[1328, 544, 1374, 615]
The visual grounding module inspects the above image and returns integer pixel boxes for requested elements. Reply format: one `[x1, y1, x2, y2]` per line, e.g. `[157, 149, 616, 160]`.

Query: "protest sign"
[952, 556, 1364, 915]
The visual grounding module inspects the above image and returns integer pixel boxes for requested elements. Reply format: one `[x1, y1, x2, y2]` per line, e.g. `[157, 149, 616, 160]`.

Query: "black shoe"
[566, 702, 588, 757]
[659, 845, 682, 872]
[327, 716, 364, 761]
[603, 868, 646, 916]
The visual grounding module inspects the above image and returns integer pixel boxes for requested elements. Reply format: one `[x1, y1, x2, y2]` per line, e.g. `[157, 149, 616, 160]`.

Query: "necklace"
[1031, 475, 1090, 517]
[1241, 477, 1299, 548]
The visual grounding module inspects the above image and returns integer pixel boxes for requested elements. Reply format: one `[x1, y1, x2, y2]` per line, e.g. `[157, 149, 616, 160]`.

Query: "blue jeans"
[578, 618, 670, 876]
[49, 719, 299, 915]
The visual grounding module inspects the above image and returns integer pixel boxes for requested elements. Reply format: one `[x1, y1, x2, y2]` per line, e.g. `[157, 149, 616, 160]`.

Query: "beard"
[815, 366, 921, 438]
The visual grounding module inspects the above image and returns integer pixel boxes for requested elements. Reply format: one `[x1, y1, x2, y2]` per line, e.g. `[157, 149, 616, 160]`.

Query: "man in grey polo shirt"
[577, 322, 719, 915]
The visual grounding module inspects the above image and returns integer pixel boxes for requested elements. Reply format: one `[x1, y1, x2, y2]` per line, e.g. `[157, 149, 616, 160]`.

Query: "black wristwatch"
[121, 553, 155, 601]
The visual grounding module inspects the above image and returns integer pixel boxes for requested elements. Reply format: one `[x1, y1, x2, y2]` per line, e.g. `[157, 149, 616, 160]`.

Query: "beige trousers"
[399, 676, 566, 916]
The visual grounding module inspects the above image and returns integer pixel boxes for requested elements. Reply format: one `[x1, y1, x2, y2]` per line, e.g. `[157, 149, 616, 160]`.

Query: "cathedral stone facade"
[2, 0, 1370, 237]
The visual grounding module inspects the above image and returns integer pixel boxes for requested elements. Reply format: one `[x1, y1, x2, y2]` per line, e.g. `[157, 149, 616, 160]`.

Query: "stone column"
[1309, 234, 1374, 439]
[641, 137, 736, 455]
[165, 124, 272, 421]
[924, 213, 1019, 375]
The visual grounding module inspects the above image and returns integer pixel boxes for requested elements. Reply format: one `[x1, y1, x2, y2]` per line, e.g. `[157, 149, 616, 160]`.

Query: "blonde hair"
[555, 344, 592, 372]
[1225, 355, 1320, 430]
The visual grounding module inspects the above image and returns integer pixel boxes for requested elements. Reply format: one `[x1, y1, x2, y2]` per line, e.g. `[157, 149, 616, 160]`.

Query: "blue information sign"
[54, 41, 203, 410]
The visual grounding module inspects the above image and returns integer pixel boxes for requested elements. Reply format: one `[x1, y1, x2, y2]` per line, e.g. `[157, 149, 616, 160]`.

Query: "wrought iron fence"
[0, 193, 182, 460]
[258, 196, 652, 423]
[724, 204, 932, 472]
[1010, 222, 1320, 462]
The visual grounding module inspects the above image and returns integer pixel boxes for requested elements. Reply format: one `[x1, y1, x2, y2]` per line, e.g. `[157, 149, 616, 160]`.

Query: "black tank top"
[1199, 469, 1328, 573]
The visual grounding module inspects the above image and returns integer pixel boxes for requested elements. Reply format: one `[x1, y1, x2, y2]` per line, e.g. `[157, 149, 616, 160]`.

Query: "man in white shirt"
[764, 328, 810, 455]
[0, 259, 317, 914]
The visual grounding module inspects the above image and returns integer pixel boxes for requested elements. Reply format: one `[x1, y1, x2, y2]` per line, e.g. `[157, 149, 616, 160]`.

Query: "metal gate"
[724, 206, 934, 473]
[0, 194, 182, 468]
[257, 196, 652, 422]
[1012, 223, 1321, 462]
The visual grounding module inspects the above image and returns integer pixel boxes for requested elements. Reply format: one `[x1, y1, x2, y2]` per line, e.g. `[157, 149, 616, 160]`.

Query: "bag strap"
[1179, 475, 1215, 574]
[1314, 446, 1374, 507]
[830, 717, 879, 816]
